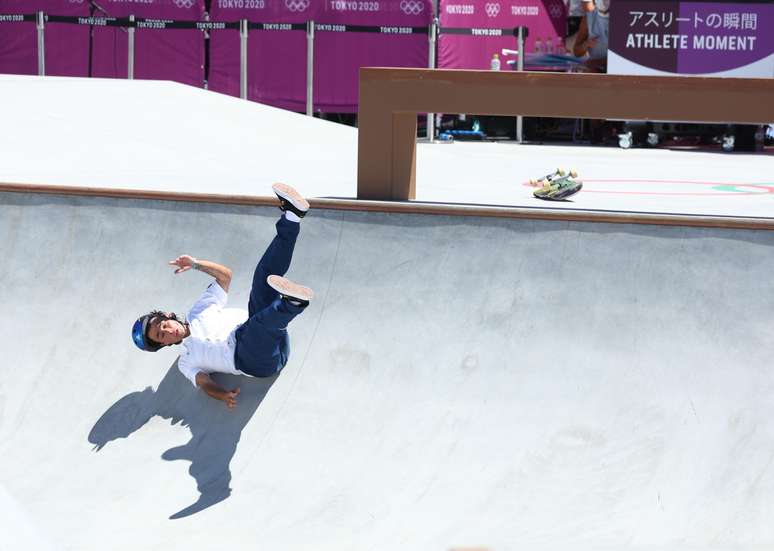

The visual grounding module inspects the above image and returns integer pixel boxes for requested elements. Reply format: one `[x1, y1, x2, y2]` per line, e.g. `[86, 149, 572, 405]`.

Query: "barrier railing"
[0, 12, 556, 122]
[0, 12, 538, 117]
[0, 12, 433, 114]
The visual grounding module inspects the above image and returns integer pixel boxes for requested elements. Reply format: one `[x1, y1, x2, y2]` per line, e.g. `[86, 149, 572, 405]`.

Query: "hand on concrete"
[223, 388, 240, 410]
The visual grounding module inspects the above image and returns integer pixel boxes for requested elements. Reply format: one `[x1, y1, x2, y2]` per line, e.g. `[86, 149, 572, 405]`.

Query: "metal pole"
[240, 19, 248, 99]
[426, 18, 438, 141]
[306, 21, 315, 116]
[36, 11, 45, 76]
[516, 26, 524, 143]
[127, 15, 135, 79]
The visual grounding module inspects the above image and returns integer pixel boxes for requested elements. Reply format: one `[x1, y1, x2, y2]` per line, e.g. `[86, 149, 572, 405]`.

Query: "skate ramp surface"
[1, 191, 773, 551]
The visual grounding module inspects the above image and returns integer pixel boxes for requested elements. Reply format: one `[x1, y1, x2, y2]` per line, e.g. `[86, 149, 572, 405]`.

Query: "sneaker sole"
[267, 275, 314, 302]
[272, 183, 309, 213]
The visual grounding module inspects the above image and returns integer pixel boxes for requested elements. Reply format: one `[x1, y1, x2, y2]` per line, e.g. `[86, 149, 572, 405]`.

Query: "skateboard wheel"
[569, 170, 578, 178]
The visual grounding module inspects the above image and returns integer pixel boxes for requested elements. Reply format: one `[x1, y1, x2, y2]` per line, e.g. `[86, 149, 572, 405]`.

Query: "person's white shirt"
[177, 281, 248, 387]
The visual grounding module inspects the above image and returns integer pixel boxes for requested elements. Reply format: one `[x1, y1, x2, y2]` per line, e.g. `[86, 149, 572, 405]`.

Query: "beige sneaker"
[272, 183, 309, 218]
[267, 275, 314, 306]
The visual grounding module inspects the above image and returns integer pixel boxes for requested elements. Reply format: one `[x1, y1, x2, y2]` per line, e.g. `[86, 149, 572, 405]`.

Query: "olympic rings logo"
[484, 2, 500, 17]
[400, 0, 425, 15]
[549, 2, 564, 18]
[285, 0, 310, 11]
[173, 0, 196, 8]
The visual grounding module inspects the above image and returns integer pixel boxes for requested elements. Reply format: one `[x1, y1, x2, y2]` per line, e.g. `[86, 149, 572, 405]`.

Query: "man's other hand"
[223, 388, 240, 410]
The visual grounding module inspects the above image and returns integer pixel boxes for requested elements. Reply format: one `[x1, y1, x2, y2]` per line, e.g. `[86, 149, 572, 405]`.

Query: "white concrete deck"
[1, 74, 773, 218]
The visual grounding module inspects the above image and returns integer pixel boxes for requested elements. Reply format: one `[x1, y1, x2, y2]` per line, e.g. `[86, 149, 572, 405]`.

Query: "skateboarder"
[130, 183, 314, 410]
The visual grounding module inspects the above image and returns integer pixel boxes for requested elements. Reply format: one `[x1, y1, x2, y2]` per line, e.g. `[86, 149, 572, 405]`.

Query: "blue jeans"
[234, 216, 306, 377]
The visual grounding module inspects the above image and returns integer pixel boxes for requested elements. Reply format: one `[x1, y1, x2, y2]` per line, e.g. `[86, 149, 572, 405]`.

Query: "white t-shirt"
[177, 281, 249, 387]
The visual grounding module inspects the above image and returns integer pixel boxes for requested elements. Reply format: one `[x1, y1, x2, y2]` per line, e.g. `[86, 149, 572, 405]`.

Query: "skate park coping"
[1, 182, 773, 231]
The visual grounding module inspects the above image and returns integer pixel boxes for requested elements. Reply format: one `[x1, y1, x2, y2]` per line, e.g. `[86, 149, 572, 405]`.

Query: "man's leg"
[248, 216, 299, 317]
[248, 183, 310, 316]
[252, 296, 307, 331]
[234, 289, 312, 377]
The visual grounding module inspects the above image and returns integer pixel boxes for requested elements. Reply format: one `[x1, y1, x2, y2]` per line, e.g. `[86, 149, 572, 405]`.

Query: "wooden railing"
[357, 68, 774, 201]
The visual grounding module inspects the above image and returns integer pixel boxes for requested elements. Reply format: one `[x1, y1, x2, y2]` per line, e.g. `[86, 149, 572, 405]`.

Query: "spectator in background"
[573, 0, 609, 73]
[572, 0, 615, 143]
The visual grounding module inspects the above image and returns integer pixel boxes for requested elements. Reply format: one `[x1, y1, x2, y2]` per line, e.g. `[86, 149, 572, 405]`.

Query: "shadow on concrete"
[88, 360, 278, 519]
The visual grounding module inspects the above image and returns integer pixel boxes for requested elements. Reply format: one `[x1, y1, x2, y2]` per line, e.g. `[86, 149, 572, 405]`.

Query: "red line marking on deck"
[522, 179, 774, 196]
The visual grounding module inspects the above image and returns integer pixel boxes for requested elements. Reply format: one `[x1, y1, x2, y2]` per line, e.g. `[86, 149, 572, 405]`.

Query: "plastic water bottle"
[546, 37, 553, 54]
[556, 36, 565, 54]
[490, 53, 501, 71]
[534, 37, 543, 54]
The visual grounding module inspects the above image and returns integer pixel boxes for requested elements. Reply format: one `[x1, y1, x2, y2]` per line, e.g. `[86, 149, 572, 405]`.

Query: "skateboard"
[532, 169, 582, 201]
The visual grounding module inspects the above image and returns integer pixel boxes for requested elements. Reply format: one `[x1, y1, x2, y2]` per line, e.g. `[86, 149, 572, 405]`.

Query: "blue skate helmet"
[132, 312, 163, 352]
[132, 310, 187, 351]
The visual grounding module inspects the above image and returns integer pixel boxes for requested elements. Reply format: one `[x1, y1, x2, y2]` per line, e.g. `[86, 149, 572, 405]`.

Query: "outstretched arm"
[169, 255, 233, 292]
[195, 372, 240, 409]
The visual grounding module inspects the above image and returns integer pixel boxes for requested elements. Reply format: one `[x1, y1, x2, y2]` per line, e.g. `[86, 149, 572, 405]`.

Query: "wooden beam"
[357, 68, 774, 200]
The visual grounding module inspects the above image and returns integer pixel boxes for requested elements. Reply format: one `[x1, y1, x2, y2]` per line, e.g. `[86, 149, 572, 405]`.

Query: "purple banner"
[91, 0, 205, 87]
[609, 0, 774, 77]
[210, 0, 431, 112]
[210, 1, 311, 111]
[438, 0, 567, 70]
[0, 0, 89, 77]
[314, 0, 431, 112]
